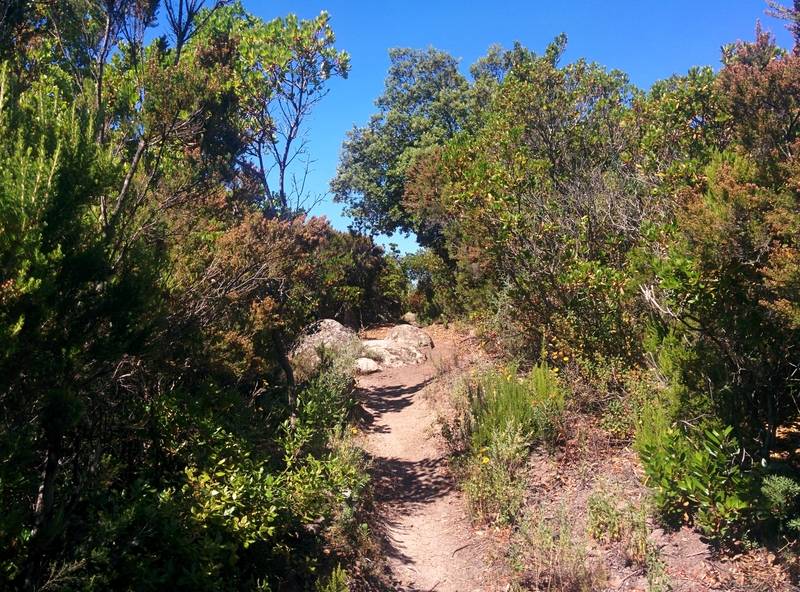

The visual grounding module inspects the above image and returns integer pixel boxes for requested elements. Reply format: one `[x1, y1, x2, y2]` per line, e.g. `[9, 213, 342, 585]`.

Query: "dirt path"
[358, 329, 496, 592]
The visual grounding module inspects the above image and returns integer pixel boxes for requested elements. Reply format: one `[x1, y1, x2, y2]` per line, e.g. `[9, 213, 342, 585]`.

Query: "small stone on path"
[355, 357, 380, 374]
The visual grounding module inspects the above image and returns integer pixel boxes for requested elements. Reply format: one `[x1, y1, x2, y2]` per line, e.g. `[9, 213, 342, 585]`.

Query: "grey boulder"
[290, 319, 360, 378]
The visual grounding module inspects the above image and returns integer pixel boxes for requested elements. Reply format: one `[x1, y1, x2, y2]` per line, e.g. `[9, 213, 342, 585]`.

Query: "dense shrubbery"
[0, 2, 403, 589]
[4, 0, 800, 586]
[335, 6, 800, 547]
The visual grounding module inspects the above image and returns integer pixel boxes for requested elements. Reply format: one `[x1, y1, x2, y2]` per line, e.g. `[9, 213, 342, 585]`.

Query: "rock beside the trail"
[361, 324, 434, 368]
[355, 357, 380, 374]
[291, 321, 435, 375]
[362, 339, 425, 368]
[290, 319, 360, 378]
[386, 324, 433, 349]
[401, 311, 419, 326]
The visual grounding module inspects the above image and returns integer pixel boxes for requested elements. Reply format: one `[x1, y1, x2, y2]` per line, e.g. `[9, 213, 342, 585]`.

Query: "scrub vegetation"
[2, 0, 800, 589]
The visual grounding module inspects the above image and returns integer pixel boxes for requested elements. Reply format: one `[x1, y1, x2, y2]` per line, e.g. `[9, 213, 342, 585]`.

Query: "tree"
[203, 5, 350, 216]
[403, 37, 650, 357]
[768, 0, 800, 52]
[0, 4, 377, 588]
[331, 47, 470, 236]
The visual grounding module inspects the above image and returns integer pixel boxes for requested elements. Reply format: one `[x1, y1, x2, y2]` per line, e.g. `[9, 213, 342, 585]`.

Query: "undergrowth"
[587, 486, 670, 591]
[443, 365, 564, 525]
[509, 506, 605, 592]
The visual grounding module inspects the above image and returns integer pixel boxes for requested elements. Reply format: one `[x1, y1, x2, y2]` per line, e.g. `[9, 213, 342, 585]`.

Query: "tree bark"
[271, 330, 297, 420]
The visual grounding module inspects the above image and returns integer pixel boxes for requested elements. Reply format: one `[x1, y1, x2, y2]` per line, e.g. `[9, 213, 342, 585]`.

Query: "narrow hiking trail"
[357, 327, 501, 592]
[355, 327, 800, 592]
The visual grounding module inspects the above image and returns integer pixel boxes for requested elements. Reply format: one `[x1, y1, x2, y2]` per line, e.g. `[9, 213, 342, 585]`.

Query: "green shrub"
[600, 398, 635, 439]
[760, 474, 800, 536]
[447, 365, 564, 525]
[593, 366, 657, 440]
[587, 489, 625, 543]
[401, 249, 459, 322]
[466, 366, 564, 453]
[462, 425, 528, 524]
[281, 354, 371, 566]
[282, 349, 357, 460]
[315, 564, 350, 592]
[638, 424, 754, 542]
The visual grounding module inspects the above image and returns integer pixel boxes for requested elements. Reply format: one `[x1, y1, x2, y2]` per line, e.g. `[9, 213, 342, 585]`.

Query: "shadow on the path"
[357, 373, 459, 589]
[365, 452, 456, 589]
[355, 377, 434, 433]
[372, 455, 454, 509]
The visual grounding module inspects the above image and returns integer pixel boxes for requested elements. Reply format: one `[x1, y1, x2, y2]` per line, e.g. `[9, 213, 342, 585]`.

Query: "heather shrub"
[444, 366, 564, 524]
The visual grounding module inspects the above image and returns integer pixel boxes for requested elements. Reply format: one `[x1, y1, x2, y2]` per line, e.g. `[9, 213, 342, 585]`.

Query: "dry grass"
[509, 506, 606, 592]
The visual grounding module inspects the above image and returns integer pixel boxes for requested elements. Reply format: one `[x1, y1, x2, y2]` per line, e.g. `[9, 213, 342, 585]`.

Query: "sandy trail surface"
[358, 329, 497, 592]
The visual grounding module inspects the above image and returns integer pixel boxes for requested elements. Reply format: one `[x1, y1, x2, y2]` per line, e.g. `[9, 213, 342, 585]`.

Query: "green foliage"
[465, 366, 564, 454]
[638, 424, 754, 542]
[640, 148, 800, 456]
[198, 2, 350, 215]
[462, 425, 529, 525]
[331, 47, 470, 237]
[314, 231, 405, 326]
[341, 18, 800, 552]
[587, 489, 626, 543]
[0, 3, 390, 589]
[445, 366, 564, 524]
[401, 36, 651, 363]
[315, 564, 349, 592]
[600, 398, 636, 439]
[760, 474, 800, 536]
[586, 489, 669, 589]
[402, 249, 459, 322]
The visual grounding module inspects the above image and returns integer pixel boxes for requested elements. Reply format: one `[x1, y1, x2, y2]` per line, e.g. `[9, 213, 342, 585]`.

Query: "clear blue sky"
[242, 0, 793, 254]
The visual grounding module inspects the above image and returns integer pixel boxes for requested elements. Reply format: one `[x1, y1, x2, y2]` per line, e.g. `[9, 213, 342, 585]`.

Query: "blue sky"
[242, 0, 793, 254]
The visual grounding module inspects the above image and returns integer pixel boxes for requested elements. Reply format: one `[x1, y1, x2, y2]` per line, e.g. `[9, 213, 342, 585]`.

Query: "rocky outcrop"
[291, 319, 435, 377]
[362, 324, 434, 369]
[290, 319, 360, 378]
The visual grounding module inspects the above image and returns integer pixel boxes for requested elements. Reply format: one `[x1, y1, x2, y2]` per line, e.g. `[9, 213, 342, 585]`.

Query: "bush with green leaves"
[638, 423, 754, 542]
[0, 3, 406, 587]
[327, 11, 800, 573]
[462, 424, 529, 525]
[315, 564, 350, 592]
[760, 474, 800, 537]
[464, 366, 565, 454]
[339, 17, 800, 551]
[401, 249, 460, 322]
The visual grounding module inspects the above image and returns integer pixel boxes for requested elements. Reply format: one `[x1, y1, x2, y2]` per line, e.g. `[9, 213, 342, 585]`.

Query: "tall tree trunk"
[33, 438, 60, 534]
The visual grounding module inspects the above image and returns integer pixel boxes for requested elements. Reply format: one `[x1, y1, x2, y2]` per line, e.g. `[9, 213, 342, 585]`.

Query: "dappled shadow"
[365, 452, 456, 586]
[355, 377, 434, 433]
[364, 504, 415, 580]
[357, 373, 457, 584]
[371, 454, 454, 511]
